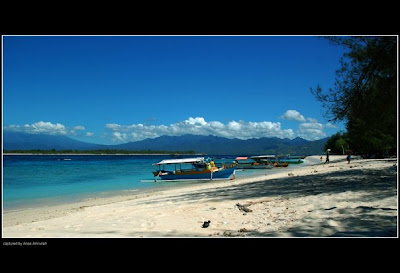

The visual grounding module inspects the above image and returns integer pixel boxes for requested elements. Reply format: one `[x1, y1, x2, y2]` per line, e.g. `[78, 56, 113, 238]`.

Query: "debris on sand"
[236, 203, 252, 213]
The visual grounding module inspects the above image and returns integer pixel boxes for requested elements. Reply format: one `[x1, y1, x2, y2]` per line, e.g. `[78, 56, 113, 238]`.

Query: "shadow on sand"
[142, 161, 397, 237]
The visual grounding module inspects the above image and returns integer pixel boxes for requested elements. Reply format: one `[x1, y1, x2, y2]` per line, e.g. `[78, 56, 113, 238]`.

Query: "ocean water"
[2, 155, 310, 210]
[3, 155, 163, 210]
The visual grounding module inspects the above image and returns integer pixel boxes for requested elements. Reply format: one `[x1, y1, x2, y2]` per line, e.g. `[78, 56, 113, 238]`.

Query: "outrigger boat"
[275, 154, 305, 164]
[234, 156, 274, 169]
[152, 157, 236, 181]
[250, 155, 289, 168]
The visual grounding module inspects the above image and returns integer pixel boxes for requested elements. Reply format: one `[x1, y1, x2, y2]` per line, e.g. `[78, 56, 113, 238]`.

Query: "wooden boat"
[152, 157, 236, 181]
[250, 155, 289, 168]
[274, 154, 305, 164]
[234, 156, 274, 169]
[273, 162, 289, 168]
[250, 155, 304, 165]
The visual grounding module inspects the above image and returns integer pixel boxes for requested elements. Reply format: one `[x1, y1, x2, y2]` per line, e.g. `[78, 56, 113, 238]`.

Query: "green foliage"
[312, 36, 397, 156]
[323, 132, 349, 154]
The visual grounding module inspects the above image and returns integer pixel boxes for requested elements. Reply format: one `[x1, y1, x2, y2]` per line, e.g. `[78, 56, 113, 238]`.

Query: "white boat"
[152, 157, 236, 181]
[234, 156, 274, 169]
[250, 155, 289, 168]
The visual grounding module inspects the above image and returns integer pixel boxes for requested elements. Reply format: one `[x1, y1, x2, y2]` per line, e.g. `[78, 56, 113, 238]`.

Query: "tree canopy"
[312, 36, 397, 156]
[323, 132, 349, 155]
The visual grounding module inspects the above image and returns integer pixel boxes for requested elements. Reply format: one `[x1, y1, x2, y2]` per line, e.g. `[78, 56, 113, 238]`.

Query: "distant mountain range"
[3, 131, 327, 155]
[3, 131, 100, 151]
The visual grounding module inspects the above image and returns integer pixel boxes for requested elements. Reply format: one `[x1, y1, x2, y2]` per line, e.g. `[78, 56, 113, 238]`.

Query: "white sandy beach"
[2, 155, 397, 238]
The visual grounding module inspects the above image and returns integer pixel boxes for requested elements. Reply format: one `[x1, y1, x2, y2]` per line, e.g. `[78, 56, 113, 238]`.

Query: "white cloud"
[106, 123, 122, 130]
[106, 117, 295, 142]
[298, 122, 327, 141]
[280, 110, 306, 122]
[5, 121, 68, 135]
[4, 121, 86, 136]
[228, 121, 242, 131]
[307, 117, 318, 123]
[279, 110, 334, 141]
[186, 117, 207, 126]
[70, 125, 86, 135]
[73, 126, 85, 131]
[112, 132, 128, 142]
[325, 122, 339, 129]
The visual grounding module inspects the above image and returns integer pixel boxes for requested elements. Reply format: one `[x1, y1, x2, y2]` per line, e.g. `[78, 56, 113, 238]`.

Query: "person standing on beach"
[325, 149, 330, 164]
[347, 149, 352, 164]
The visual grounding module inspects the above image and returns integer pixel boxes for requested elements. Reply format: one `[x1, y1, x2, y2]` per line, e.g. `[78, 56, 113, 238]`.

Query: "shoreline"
[2, 155, 328, 215]
[2, 154, 322, 212]
[2, 156, 397, 237]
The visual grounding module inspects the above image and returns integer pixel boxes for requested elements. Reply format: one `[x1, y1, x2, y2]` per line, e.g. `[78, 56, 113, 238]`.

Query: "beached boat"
[251, 155, 304, 165]
[275, 155, 305, 164]
[273, 162, 289, 168]
[152, 157, 236, 181]
[250, 155, 289, 168]
[234, 156, 274, 169]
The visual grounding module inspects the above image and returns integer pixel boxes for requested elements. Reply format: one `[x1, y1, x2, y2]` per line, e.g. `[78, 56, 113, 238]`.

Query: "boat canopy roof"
[153, 157, 205, 165]
[250, 155, 276, 159]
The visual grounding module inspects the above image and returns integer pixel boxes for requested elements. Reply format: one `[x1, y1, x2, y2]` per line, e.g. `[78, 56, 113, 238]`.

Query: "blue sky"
[2, 35, 347, 145]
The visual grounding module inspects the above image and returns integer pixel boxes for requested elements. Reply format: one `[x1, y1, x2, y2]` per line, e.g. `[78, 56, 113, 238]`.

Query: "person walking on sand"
[347, 149, 352, 164]
[325, 149, 330, 164]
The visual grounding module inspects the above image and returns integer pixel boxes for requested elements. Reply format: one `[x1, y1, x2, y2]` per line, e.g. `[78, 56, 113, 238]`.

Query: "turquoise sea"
[2, 155, 309, 211]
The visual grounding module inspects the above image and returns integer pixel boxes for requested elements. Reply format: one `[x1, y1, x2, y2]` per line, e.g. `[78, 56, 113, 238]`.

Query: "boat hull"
[280, 159, 304, 164]
[155, 167, 236, 181]
[236, 163, 273, 169]
[274, 162, 289, 168]
[268, 159, 304, 164]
